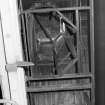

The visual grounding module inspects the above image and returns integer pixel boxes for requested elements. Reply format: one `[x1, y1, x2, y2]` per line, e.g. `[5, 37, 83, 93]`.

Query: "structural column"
[0, 0, 27, 105]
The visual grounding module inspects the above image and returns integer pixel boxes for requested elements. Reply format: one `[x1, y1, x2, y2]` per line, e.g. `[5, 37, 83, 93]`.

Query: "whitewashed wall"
[0, 1, 27, 105]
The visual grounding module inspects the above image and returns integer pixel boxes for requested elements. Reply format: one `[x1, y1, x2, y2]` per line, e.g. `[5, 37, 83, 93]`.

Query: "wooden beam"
[89, 0, 95, 104]
[19, 7, 90, 15]
[27, 84, 91, 93]
[75, 10, 81, 72]
[62, 58, 78, 74]
[26, 73, 92, 81]
[54, 9, 77, 31]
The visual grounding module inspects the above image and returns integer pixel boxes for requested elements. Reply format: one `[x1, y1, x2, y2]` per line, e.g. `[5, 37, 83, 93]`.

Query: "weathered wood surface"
[19, 0, 89, 10]
[27, 84, 91, 92]
[27, 91, 90, 105]
[26, 73, 92, 81]
[18, 0, 94, 105]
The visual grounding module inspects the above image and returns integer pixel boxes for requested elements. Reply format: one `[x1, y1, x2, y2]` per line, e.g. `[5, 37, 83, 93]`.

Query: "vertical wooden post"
[75, 9, 80, 73]
[0, 0, 27, 105]
[90, 0, 95, 105]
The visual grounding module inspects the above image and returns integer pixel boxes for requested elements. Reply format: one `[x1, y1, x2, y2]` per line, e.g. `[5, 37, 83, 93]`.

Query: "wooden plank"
[19, 0, 30, 62]
[54, 9, 77, 31]
[26, 73, 92, 81]
[26, 84, 91, 93]
[89, 0, 95, 104]
[19, 7, 90, 15]
[76, 10, 81, 73]
[62, 58, 78, 74]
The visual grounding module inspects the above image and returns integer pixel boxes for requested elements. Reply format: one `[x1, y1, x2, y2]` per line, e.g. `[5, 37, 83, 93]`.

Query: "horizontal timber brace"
[6, 61, 34, 72]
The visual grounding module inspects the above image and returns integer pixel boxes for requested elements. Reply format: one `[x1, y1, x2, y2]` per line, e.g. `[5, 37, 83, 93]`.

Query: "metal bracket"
[6, 61, 34, 72]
